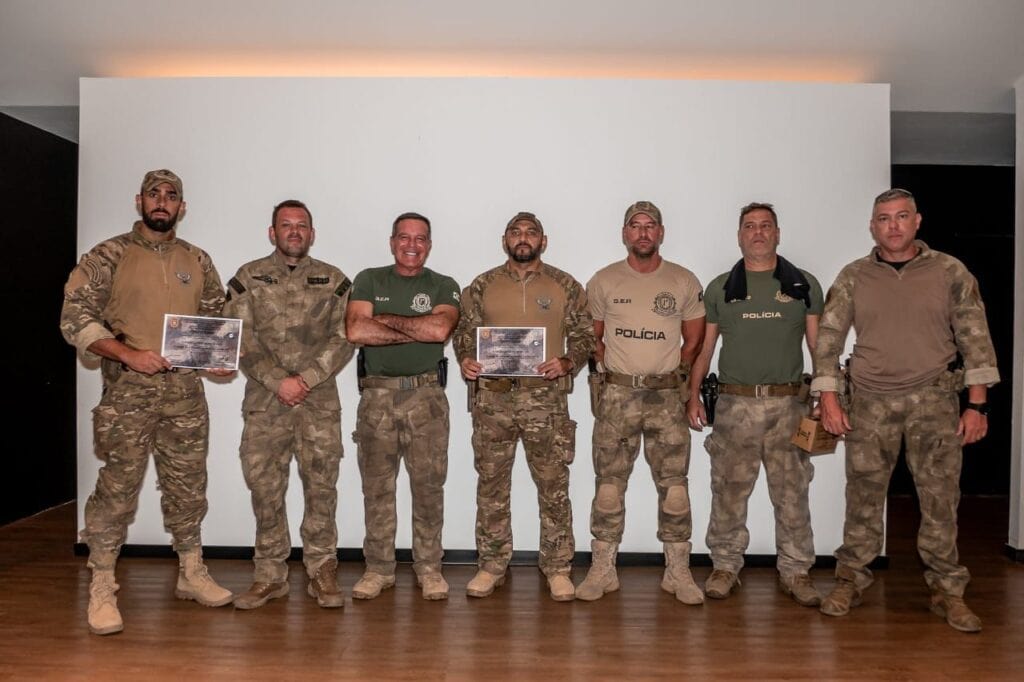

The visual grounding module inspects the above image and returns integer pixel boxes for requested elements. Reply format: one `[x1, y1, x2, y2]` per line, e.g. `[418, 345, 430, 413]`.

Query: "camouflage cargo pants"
[240, 401, 342, 582]
[836, 384, 969, 596]
[83, 370, 209, 570]
[353, 384, 449, 577]
[704, 394, 815, 576]
[471, 384, 576, 577]
[590, 383, 692, 544]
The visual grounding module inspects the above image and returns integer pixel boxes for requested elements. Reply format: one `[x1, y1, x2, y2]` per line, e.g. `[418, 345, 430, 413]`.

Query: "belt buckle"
[754, 384, 766, 398]
[632, 375, 646, 389]
[399, 376, 414, 390]
[509, 377, 521, 390]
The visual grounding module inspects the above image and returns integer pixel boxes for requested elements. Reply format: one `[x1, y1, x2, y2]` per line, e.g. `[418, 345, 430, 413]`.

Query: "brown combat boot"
[352, 571, 396, 600]
[661, 542, 704, 605]
[87, 569, 124, 636]
[417, 570, 450, 601]
[780, 573, 821, 607]
[819, 578, 862, 617]
[233, 581, 289, 610]
[929, 592, 982, 633]
[576, 540, 619, 601]
[704, 569, 741, 600]
[547, 574, 575, 602]
[175, 548, 234, 607]
[308, 558, 344, 608]
[466, 570, 506, 598]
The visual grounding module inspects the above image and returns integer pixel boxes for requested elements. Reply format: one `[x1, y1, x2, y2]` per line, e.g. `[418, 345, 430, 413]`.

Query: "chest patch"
[652, 291, 677, 316]
[774, 290, 794, 304]
[536, 296, 552, 311]
[308, 276, 330, 285]
[411, 293, 432, 313]
[254, 274, 278, 285]
[175, 271, 192, 285]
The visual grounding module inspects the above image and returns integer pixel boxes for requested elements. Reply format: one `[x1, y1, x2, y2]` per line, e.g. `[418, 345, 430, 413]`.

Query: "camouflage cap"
[141, 169, 183, 197]
[506, 211, 543, 233]
[623, 201, 662, 225]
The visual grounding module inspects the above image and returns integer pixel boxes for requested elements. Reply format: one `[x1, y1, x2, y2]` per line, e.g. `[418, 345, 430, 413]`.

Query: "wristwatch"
[965, 402, 990, 416]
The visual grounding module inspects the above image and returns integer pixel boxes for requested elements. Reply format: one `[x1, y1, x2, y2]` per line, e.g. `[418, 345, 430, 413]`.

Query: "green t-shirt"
[704, 267, 823, 385]
[350, 265, 460, 376]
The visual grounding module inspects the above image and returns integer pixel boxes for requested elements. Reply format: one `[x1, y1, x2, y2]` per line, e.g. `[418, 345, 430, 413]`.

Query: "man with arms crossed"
[454, 211, 594, 602]
[814, 188, 999, 632]
[225, 199, 354, 610]
[345, 212, 460, 601]
[688, 202, 824, 606]
[576, 201, 706, 604]
[61, 169, 234, 635]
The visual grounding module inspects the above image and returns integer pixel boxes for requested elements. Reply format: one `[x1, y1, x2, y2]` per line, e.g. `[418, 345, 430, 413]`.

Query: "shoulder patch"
[335, 277, 352, 298]
[228, 277, 246, 295]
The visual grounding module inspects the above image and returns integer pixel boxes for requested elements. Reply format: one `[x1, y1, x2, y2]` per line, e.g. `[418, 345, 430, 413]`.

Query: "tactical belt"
[477, 376, 563, 392]
[604, 371, 682, 390]
[360, 372, 438, 390]
[719, 382, 801, 398]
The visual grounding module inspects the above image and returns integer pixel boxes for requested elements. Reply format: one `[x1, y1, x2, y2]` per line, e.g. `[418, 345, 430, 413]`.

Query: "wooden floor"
[1, 497, 1022, 680]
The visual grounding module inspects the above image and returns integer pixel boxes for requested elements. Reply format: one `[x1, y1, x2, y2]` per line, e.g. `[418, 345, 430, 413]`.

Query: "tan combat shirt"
[811, 240, 999, 394]
[61, 222, 225, 361]
[453, 261, 595, 374]
[223, 250, 354, 412]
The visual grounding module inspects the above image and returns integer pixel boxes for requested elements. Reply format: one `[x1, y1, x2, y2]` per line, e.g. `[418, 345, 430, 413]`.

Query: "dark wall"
[0, 113, 77, 526]
[889, 165, 1014, 495]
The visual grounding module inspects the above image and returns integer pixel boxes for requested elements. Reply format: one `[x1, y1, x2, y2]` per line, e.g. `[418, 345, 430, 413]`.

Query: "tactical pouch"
[356, 347, 367, 394]
[798, 373, 812, 404]
[588, 371, 605, 417]
[677, 364, 691, 405]
[700, 372, 719, 425]
[437, 357, 448, 388]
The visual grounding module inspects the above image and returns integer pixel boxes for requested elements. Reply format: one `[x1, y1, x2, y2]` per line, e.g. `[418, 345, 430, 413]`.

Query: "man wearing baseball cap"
[577, 201, 707, 604]
[61, 169, 234, 635]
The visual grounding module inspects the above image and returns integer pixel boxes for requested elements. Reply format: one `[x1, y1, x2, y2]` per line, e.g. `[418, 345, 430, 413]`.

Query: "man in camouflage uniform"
[814, 188, 999, 633]
[453, 211, 594, 601]
[345, 212, 460, 601]
[687, 202, 824, 606]
[61, 169, 234, 636]
[576, 201, 706, 605]
[224, 199, 354, 610]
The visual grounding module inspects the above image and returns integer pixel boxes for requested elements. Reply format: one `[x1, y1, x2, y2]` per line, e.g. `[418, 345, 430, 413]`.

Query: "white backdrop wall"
[76, 77, 888, 556]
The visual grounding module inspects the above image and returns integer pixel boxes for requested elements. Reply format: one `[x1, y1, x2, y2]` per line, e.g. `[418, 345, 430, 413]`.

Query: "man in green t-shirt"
[687, 202, 825, 607]
[345, 212, 460, 601]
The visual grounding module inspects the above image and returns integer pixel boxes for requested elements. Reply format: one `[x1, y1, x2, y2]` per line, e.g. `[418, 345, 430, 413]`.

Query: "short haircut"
[272, 199, 312, 227]
[873, 188, 917, 211]
[392, 211, 432, 238]
[738, 202, 778, 228]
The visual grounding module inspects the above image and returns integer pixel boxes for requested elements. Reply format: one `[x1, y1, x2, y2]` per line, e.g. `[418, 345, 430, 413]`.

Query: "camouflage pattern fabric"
[240, 402, 343, 582]
[836, 385, 969, 596]
[353, 385, 450, 577]
[83, 370, 210, 569]
[703, 394, 815, 576]
[471, 384, 576, 576]
[590, 383, 692, 543]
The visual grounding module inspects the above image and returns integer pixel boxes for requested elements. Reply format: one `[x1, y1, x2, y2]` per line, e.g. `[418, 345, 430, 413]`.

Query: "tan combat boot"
[704, 569, 741, 599]
[466, 570, 506, 598]
[547, 574, 575, 602]
[576, 540, 620, 601]
[175, 548, 234, 607]
[779, 573, 821, 607]
[308, 558, 345, 608]
[234, 581, 289, 610]
[87, 569, 124, 636]
[352, 571, 396, 600]
[417, 570, 450, 601]
[929, 592, 982, 633]
[819, 578, 862, 617]
[662, 542, 704, 605]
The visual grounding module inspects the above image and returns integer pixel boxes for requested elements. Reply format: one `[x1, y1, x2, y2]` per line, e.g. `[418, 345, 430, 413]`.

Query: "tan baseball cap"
[623, 200, 662, 225]
[140, 169, 183, 197]
[506, 211, 544, 233]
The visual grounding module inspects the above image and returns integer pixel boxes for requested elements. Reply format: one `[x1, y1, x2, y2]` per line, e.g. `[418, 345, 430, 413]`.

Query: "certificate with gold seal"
[161, 314, 243, 370]
[476, 326, 546, 376]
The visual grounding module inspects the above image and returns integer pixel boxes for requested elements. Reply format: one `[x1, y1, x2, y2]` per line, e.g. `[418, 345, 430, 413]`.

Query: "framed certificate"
[161, 314, 243, 370]
[476, 326, 546, 376]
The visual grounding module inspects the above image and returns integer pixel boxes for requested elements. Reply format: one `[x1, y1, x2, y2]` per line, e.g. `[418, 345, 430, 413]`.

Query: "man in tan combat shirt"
[224, 199, 354, 610]
[61, 169, 234, 636]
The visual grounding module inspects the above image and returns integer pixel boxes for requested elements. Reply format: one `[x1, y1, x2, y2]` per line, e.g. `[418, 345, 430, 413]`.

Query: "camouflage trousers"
[353, 384, 449, 577]
[836, 384, 969, 596]
[590, 383, 692, 544]
[471, 384, 576, 577]
[240, 401, 342, 582]
[703, 394, 815, 577]
[83, 370, 209, 570]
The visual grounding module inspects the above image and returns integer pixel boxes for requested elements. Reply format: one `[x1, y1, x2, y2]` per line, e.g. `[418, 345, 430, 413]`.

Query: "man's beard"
[630, 243, 658, 259]
[510, 243, 540, 263]
[142, 210, 178, 233]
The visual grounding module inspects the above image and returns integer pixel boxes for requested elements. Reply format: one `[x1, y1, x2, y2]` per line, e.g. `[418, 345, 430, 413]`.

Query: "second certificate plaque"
[476, 326, 546, 376]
